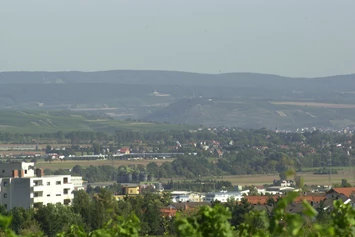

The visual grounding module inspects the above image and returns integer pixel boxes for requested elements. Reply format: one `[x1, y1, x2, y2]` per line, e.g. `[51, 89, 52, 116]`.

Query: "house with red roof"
[326, 187, 355, 199]
[119, 148, 130, 155]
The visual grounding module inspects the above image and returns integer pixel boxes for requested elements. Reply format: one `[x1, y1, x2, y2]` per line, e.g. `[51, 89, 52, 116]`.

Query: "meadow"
[213, 169, 355, 187]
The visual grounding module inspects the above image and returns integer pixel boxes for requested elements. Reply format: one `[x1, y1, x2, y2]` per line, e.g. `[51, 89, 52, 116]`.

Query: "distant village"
[2, 160, 354, 219]
[1, 126, 355, 215]
[1, 125, 354, 161]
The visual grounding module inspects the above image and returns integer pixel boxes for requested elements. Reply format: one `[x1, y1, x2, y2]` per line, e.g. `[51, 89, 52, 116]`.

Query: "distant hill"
[1, 70, 355, 89]
[1, 70, 355, 130]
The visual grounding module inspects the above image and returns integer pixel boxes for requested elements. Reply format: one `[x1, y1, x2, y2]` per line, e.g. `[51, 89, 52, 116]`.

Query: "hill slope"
[1, 70, 355, 130]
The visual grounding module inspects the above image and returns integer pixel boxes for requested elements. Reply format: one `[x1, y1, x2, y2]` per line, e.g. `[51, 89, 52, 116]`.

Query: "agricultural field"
[0, 111, 194, 133]
[213, 168, 355, 187]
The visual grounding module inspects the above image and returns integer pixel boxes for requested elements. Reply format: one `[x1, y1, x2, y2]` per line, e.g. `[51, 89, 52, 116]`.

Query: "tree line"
[0, 190, 353, 237]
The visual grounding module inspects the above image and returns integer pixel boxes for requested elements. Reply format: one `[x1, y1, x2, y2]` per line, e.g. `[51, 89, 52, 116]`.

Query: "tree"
[279, 172, 287, 180]
[72, 190, 93, 231]
[247, 185, 259, 196]
[34, 203, 84, 237]
[341, 178, 352, 187]
[45, 145, 52, 154]
[71, 165, 83, 176]
[9, 208, 35, 234]
[175, 204, 234, 237]
[222, 198, 253, 229]
[90, 189, 118, 230]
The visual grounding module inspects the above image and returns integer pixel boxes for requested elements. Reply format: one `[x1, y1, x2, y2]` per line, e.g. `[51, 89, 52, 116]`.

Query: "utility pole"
[328, 157, 332, 187]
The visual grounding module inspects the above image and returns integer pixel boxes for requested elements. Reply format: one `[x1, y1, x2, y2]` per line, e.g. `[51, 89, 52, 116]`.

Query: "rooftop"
[328, 187, 355, 198]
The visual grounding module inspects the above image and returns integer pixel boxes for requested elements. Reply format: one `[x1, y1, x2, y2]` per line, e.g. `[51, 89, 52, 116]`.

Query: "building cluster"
[161, 187, 355, 218]
[0, 162, 83, 211]
[169, 184, 299, 205]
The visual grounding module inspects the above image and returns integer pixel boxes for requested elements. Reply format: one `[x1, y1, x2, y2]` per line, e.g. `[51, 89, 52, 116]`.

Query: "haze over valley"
[1, 70, 355, 130]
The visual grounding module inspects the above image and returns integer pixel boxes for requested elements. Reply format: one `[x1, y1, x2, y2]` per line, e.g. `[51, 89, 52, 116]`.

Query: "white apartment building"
[204, 191, 243, 203]
[0, 162, 82, 211]
[71, 176, 84, 191]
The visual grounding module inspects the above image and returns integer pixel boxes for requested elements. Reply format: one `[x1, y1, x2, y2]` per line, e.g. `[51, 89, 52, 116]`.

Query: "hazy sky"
[1, 0, 354, 77]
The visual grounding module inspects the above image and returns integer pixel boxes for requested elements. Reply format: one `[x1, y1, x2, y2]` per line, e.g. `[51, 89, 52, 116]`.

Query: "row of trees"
[1, 127, 352, 146]
[44, 155, 225, 184]
[0, 191, 354, 236]
[0, 188, 171, 237]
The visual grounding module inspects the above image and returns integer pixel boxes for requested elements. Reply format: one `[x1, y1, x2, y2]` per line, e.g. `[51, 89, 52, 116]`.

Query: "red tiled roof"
[244, 195, 325, 205]
[330, 188, 355, 198]
[294, 196, 325, 203]
[244, 196, 278, 205]
[160, 207, 177, 217]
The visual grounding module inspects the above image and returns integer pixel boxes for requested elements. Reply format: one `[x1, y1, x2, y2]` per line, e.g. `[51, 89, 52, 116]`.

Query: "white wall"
[0, 175, 77, 210]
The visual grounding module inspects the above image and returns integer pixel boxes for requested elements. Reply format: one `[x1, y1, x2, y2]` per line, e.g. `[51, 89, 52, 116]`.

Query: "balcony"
[32, 185, 45, 192]
[33, 196, 44, 203]
[61, 183, 73, 189]
[62, 194, 74, 200]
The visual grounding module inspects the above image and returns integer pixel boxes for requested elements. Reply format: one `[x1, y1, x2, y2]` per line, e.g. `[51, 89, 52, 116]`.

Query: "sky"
[0, 0, 354, 77]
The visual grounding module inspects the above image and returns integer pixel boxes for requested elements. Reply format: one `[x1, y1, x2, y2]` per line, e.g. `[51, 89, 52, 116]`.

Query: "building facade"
[204, 191, 243, 203]
[0, 162, 81, 211]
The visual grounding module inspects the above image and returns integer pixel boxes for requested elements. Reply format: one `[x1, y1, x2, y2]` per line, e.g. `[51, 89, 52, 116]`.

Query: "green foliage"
[34, 203, 84, 237]
[341, 178, 352, 187]
[3, 192, 355, 236]
[0, 214, 17, 237]
[238, 192, 355, 237]
[313, 167, 338, 175]
[57, 214, 140, 237]
[1, 128, 354, 181]
[222, 198, 253, 228]
[174, 204, 234, 237]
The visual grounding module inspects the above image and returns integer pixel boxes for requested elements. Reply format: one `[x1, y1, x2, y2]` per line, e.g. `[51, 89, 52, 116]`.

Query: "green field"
[0, 111, 194, 133]
[210, 169, 355, 187]
[33, 158, 355, 187]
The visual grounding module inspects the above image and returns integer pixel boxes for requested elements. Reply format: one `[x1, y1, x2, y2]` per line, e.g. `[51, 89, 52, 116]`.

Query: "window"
[25, 170, 27, 174]
[56, 181, 61, 185]
[63, 177, 68, 184]
[4, 204, 7, 209]
[3, 181, 8, 187]
[130, 190, 133, 193]
[47, 194, 50, 197]
[63, 189, 69, 194]
[2, 170, 4, 173]
[3, 193, 7, 198]
[33, 181, 43, 186]
[46, 182, 50, 186]
[56, 194, 61, 196]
